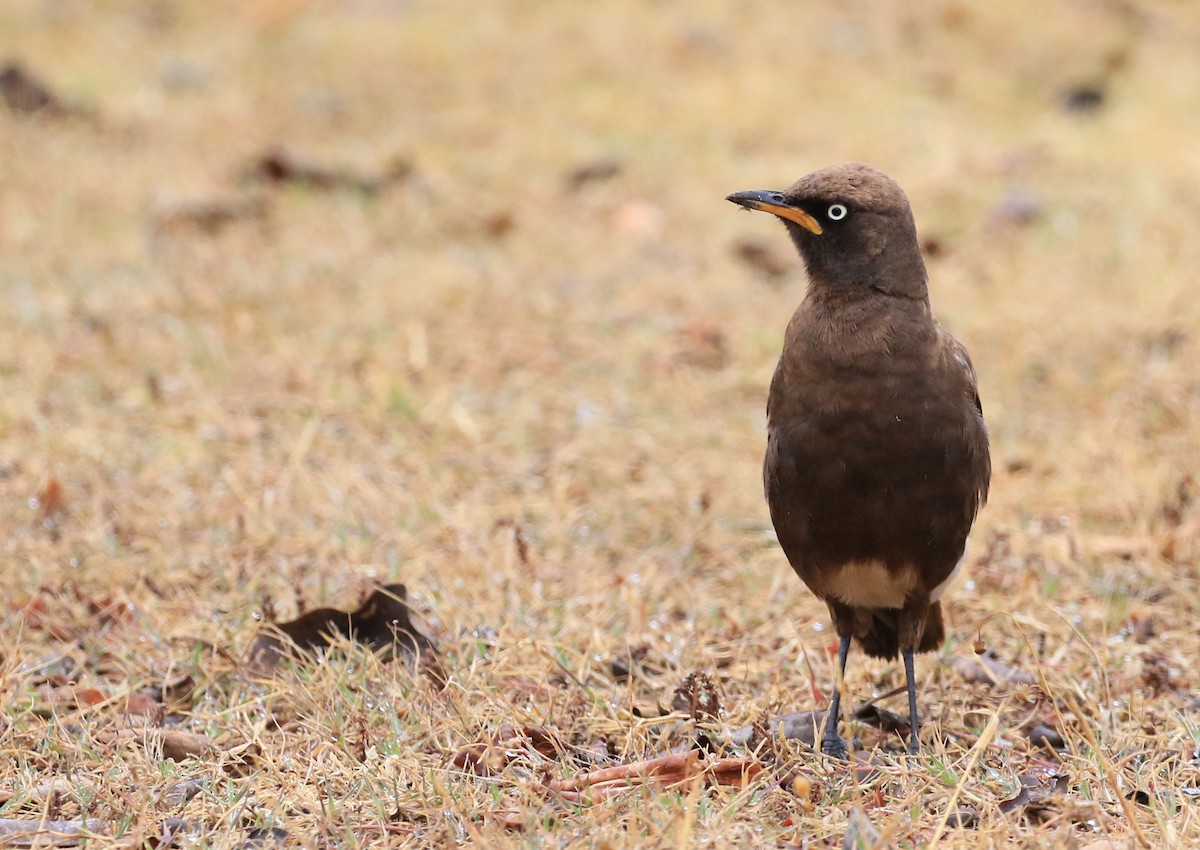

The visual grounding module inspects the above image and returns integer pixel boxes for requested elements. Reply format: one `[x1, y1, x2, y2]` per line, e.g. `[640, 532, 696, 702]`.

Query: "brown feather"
[736, 163, 990, 659]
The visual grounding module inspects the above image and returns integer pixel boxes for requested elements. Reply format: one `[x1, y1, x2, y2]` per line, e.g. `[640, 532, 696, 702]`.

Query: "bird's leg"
[897, 600, 928, 755]
[821, 634, 852, 759]
[903, 648, 920, 755]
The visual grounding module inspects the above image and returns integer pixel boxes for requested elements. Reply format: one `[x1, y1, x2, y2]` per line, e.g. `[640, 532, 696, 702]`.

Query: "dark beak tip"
[726, 190, 757, 208]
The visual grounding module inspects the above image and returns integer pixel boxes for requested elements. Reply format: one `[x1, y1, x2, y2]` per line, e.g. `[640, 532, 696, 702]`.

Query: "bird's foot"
[821, 733, 849, 760]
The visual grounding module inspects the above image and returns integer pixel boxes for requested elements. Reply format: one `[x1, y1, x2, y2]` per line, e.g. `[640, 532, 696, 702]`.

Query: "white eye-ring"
[827, 203, 848, 221]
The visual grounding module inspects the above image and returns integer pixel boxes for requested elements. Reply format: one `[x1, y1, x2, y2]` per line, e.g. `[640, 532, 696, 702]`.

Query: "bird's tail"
[858, 601, 946, 659]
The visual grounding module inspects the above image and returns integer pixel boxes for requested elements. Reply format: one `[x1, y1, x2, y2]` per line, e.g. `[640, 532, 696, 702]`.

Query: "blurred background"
[5, 0, 1197, 601]
[7, 0, 1200, 645]
[4, 0, 1200, 842]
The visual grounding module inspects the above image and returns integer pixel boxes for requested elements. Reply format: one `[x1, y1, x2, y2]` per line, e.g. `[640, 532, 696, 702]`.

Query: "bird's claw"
[821, 735, 849, 760]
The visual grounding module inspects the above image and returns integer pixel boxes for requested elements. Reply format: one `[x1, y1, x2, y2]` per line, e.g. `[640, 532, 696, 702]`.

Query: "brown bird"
[727, 163, 990, 756]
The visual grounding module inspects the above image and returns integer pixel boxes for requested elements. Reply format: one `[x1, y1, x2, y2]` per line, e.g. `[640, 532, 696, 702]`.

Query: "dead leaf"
[35, 476, 67, 516]
[451, 725, 566, 775]
[952, 653, 1035, 686]
[564, 156, 622, 191]
[608, 643, 665, 681]
[35, 685, 108, 712]
[240, 826, 289, 848]
[945, 806, 979, 828]
[1061, 83, 1105, 115]
[452, 743, 507, 776]
[161, 779, 206, 808]
[727, 711, 827, 749]
[0, 63, 67, 115]
[998, 769, 1070, 822]
[851, 701, 911, 734]
[241, 148, 410, 194]
[156, 730, 216, 761]
[540, 751, 761, 803]
[33, 476, 68, 540]
[125, 692, 166, 722]
[1024, 723, 1066, 753]
[23, 778, 88, 805]
[250, 583, 439, 675]
[0, 818, 106, 847]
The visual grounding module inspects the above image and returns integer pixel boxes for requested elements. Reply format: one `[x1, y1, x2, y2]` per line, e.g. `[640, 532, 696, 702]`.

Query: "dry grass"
[2, 0, 1199, 847]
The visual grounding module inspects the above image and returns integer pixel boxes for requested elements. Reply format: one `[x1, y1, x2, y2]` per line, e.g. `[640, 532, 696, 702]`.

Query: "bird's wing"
[939, 327, 991, 509]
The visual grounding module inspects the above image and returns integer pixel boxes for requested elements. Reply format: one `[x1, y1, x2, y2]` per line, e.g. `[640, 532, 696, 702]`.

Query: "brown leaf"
[156, 730, 216, 761]
[540, 751, 762, 803]
[496, 725, 564, 758]
[0, 63, 64, 115]
[451, 725, 566, 775]
[564, 156, 623, 191]
[998, 770, 1070, 821]
[241, 147, 410, 194]
[35, 685, 108, 712]
[1024, 723, 1066, 753]
[452, 743, 498, 775]
[35, 476, 67, 517]
[952, 654, 1035, 686]
[250, 583, 438, 673]
[33, 476, 69, 540]
[125, 692, 166, 722]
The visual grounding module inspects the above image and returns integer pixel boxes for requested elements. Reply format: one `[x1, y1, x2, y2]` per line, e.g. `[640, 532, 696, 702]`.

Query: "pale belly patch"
[819, 561, 918, 609]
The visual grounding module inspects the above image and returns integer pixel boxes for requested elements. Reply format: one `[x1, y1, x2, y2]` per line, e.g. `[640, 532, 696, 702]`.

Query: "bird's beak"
[725, 190, 823, 235]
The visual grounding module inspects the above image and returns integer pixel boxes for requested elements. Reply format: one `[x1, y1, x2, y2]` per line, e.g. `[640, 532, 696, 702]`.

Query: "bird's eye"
[827, 203, 848, 221]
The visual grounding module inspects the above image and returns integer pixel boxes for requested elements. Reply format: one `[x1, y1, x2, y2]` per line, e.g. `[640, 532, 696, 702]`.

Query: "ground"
[2, 1, 1199, 847]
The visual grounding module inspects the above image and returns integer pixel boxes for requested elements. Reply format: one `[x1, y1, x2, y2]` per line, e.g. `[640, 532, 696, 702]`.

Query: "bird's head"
[727, 162, 928, 298]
